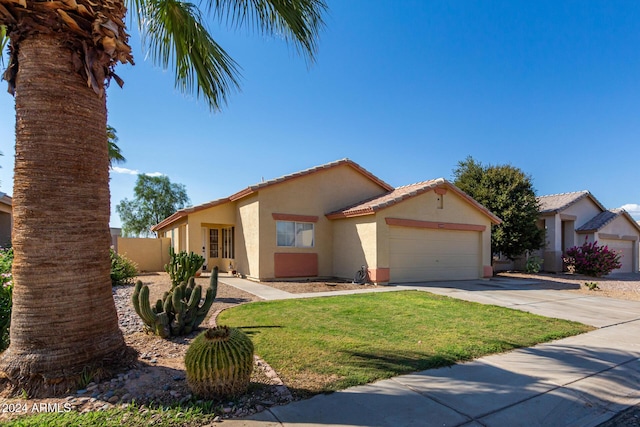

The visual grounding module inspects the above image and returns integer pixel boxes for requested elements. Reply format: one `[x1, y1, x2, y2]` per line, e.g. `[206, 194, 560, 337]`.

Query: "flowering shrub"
[563, 239, 622, 277]
[0, 248, 13, 352]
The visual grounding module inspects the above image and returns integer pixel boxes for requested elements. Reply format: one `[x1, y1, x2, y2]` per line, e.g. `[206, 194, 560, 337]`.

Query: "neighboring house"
[538, 191, 640, 273]
[151, 159, 501, 284]
[0, 192, 12, 248]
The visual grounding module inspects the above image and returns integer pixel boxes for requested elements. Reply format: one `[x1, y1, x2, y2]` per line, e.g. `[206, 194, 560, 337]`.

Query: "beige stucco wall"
[237, 195, 260, 279]
[332, 217, 377, 280]
[117, 237, 171, 272]
[255, 164, 388, 280]
[374, 189, 493, 271]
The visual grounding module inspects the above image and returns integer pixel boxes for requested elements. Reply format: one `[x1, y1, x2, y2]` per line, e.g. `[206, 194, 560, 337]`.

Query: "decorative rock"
[108, 395, 120, 404]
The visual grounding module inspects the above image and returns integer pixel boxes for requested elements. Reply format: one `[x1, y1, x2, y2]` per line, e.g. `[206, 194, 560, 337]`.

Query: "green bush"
[110, 248, 138, 286]
[525, 255, 542, 273]
[0, 248, 14, 352]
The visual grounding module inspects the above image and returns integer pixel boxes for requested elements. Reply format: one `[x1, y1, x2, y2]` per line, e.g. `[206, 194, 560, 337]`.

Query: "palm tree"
[0, 0, 326, 396]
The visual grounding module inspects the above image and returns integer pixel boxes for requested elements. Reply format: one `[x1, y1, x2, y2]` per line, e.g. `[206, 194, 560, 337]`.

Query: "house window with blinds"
[276, 221, 314, 248]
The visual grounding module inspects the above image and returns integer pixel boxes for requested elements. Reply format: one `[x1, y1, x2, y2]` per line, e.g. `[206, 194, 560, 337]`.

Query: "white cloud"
[110, 167, 165, 177]
[620, 203, 640, 219]
[111, 166, 139, 175]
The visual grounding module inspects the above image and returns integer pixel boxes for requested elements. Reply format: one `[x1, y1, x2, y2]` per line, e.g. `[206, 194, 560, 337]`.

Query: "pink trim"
[274, 253, 318, 278]
[483, 265, 493, 278]
[368, 268, 390, 283]
[434, 187, 448, 195]
[385, 217, 486, 232]
[272, 213, 319, 223]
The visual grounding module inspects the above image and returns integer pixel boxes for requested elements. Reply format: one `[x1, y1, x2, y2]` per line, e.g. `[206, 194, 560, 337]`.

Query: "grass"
[3, 403, 220, 427]
[218, 290, 593, 395]
[4, 290, 593, 425]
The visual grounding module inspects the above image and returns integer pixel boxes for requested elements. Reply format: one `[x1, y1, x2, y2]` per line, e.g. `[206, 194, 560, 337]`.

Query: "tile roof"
[537, 191, 606, 214]
[151, 159, 392, 232]
[576, 208, 640, 233]
[575, 209, 620, 232]
[326, 179, 444, 218]
[537, 191, 588, 213]
[327, 179, 502, 224]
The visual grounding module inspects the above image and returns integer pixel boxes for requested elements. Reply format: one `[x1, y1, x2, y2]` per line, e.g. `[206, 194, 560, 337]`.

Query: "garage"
[599, 238, 634, 273]
[389, 226, 482, 283]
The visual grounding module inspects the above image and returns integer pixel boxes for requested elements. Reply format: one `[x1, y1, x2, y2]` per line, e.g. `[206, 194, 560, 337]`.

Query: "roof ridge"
[394, 178, 444, 189]
[537, 190, 589, 199]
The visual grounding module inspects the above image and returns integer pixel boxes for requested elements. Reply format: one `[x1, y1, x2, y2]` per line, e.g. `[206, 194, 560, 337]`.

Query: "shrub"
[0, 248, 13, 352]
[525, 255, 542, 273]
[563, 239, 622, 277]
[185, 326, 254, 399]
[110, 248, 138, 286]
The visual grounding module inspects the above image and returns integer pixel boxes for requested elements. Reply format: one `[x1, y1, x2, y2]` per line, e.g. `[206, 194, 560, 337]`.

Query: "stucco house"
[152, 159, 501, 284]
[0, 192, 12, 248]
[538, 191, 640, 273]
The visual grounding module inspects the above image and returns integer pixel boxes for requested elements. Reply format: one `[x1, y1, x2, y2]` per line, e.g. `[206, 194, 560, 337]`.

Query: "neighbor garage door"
[599, 238, 634, 273]
[389, 227, 482, 283]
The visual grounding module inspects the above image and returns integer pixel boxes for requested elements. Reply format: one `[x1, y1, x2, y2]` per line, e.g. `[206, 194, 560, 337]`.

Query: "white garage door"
[599, 239, 634, 273]
[389, 227, 482, 283]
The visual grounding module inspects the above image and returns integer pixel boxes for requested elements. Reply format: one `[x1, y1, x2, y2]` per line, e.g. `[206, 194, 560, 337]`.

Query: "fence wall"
[117, 237, 171, 272]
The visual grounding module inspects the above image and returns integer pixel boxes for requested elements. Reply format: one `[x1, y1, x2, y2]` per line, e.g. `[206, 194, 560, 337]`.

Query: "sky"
[1, 0, 640, 228]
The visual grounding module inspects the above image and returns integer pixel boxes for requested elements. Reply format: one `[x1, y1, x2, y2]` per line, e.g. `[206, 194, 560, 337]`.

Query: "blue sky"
[1, 0, 640, 228]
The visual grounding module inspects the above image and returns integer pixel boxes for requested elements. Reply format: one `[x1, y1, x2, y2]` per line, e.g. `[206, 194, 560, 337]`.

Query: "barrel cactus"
[185, 326, 254, 399]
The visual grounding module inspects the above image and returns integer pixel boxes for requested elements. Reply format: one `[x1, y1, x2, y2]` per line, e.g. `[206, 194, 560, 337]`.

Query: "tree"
[0, 0, 326, 396]
[117, 175, 189, 237]
[453, 156, 544, 261]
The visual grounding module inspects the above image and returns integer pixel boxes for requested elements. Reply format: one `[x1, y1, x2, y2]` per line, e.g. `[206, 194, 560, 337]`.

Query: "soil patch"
[262, 278, 378, 293]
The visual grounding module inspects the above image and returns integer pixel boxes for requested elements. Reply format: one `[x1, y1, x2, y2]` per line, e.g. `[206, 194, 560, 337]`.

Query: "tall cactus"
[164, 247, 205, 287]
[185, 326, 254, 399]
[132, 267, 219, 338]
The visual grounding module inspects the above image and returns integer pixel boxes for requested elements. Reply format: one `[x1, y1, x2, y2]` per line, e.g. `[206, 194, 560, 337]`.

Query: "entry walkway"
[218, 276, 640, 427]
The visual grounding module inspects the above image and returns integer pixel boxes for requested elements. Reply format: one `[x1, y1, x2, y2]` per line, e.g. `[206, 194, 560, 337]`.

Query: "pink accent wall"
[274, 253, 318, 278]
[483, 265, 493, 278]
[368, 268, 390, 283]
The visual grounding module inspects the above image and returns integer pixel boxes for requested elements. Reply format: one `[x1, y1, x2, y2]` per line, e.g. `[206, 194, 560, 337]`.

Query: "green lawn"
[218, 290, 593, 395]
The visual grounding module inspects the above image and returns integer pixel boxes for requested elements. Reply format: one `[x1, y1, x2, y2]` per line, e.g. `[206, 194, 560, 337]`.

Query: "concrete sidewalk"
[218, 277, 640, 427]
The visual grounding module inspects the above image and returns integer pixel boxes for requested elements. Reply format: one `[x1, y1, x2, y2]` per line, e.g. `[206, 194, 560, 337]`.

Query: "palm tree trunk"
[0, 33, 135, 397]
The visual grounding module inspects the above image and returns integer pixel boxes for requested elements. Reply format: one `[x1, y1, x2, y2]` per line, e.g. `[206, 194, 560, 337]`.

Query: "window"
[276, 221, 314, 247]
[222, 227, 235, 258]
[209, 229, 219, 258]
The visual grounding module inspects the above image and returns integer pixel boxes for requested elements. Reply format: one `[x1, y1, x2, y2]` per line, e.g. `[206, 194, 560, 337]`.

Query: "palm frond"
[132, 0, 241, 111]
[204, 0, 327, 63]
[0, 26, 7, 67]
[107, 125, 126, 166]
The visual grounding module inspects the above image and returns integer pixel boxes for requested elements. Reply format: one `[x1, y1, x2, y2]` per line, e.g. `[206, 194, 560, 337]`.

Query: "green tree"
[117, 175, 189, 237]
[453, 156, 544, 261]
[0, 0, 326, 396]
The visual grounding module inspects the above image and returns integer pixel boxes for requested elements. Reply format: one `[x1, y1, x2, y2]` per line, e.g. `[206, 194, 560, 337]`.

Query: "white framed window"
[276, 221, 314, 247]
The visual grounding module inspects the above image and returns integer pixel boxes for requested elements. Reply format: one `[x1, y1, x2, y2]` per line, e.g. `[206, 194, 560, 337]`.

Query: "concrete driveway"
[221, 276, 640, 427]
